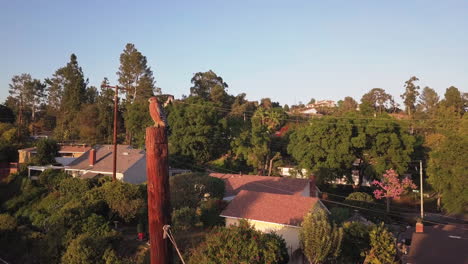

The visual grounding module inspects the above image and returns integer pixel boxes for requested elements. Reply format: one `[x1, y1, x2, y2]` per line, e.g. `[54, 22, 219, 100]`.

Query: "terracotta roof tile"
[210, 173, 309, 197]
[221, 190, 318, 226]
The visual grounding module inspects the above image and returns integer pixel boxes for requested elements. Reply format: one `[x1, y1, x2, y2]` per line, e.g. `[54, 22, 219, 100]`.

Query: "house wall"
[123, 156, 147, 184]
[225, 218, 301, 260]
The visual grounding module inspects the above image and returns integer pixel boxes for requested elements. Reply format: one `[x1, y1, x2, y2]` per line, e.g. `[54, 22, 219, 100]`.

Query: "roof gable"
[210, 173, 309, 197]
[221, 190, 319, 226]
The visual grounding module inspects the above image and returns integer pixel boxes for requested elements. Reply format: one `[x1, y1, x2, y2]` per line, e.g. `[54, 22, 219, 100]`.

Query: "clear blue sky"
[1, 0, 467, 106]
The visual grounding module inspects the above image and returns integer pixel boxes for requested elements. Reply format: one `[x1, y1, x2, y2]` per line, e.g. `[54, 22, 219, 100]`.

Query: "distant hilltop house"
[299, 100, 337, 115]
[210, 173, 327, 263]
[22, 144, 190, 184]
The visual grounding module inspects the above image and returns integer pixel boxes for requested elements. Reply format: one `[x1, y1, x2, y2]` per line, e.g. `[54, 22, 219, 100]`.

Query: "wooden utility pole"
[146, 126, 172, 264]
[112, 85, 118, 181]
[102, 84, 131, 181]
[420, 160, 424, 219]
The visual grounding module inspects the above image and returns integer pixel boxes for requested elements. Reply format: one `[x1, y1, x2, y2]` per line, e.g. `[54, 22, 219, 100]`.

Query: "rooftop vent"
[122, 152, 129, 156]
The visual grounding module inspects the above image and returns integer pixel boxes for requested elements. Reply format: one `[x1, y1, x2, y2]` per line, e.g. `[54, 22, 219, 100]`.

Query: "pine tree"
[117, 43, 155, 103]
[50, 54, 88, 140]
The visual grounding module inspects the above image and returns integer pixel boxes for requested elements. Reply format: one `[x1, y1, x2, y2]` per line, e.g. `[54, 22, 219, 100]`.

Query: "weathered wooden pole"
[146, 126, 172, 264]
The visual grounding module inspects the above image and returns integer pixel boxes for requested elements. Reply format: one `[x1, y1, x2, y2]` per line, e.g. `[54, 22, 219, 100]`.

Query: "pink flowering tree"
[372, 169, 417, 213]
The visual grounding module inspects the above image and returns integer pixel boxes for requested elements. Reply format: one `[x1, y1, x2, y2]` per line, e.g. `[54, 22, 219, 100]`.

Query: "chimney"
[309, 174, 317, 197]
[416, 221, 424, 233]
[89, 149, 96, 166]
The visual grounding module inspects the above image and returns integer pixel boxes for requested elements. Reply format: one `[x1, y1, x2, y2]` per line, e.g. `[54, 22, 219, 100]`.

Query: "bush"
[345, 192, 374, 204]
[170, 173, 225, 210]
[61, 233, 120, 264]
[199, 198, 226, 227]
[339, 221, 371, 264]
[100, 181, 145, 222]
[39, 169, 70, 191]
[189, 220, 289, 264]
[172, 207, 198, 231]
[34, 138, 59, 165]
[330, 207, 350, 224]
[0, 213, 17, 232]
[59, 177, 92, 198]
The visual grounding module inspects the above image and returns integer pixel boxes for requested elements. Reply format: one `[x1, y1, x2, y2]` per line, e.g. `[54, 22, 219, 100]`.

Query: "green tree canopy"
[50, 54, 88, 140]
[366, 223, 396, 264]
[168, 97, 226, 163]
[300, 207, 343, 264]
[34, 138, 60, 165]
[117, 43, 155, 103]
[189, 219, 289, 264]
[190, 70, 228, 100]
[427, 133, 468, 214]
[401, 76, 420, 117]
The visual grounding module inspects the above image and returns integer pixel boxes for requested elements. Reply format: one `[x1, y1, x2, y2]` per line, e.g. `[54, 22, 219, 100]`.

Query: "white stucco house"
[220, 190, 328, 263]
[210, 173, 327, 263]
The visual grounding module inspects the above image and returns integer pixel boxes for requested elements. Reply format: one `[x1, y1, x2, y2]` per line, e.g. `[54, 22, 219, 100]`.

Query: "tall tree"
[288, 118, 415, 182]
[401, 76, 420, 117]
[336, 96, 358, 115]
[232, 107, 286, 175]
[288, 118, 357, 182]
[417, 86, 439, 116]
[168, 97, 225, 164]
[361, 88, 393, 114]
[427, 133, 467, 214]
[300, 207, 343, 264]
[7, 74, 45, 130]
[117, 43, 155, 103]
[49, 54, 88, 140]
[190, 70, 227, 100]
[440, 86, 464, 116]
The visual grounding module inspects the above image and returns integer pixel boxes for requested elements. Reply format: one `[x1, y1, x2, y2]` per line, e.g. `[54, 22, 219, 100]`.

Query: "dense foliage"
[188, 220, 289, 264]
[0, 171, 145, 263]
[300, 207, 343, 264]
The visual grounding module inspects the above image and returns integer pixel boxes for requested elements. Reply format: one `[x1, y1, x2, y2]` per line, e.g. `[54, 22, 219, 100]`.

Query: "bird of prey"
[148, 96, 167, 127]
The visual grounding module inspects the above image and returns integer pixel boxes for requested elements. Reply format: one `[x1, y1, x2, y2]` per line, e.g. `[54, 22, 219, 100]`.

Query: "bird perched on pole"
[148, 96, 167, 127]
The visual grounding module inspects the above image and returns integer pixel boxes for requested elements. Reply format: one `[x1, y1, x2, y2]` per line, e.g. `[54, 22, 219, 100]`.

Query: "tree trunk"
[437, 195, 441, 211]
[386, 198, 391, 213]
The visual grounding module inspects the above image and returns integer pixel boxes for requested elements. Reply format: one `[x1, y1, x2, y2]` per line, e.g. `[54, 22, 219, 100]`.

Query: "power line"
[168, 157, 468, 228]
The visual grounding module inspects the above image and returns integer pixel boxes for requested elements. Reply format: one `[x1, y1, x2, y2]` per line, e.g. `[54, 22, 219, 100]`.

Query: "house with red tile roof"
[210, 173, 326, 263]
[209, 173, 318, 200]
[221, 190, 328, 263]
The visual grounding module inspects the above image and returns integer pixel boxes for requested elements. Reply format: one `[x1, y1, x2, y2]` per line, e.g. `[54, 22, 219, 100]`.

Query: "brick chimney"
[416, 221, 424, 233]
[89, 149, 96, 166]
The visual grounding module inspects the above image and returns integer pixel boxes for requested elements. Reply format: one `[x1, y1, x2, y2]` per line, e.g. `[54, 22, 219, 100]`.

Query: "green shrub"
[339, 221, 371, 263]
[330, 207, 350, 224]
[0, 213, 17, 232]
[189, 220, 289, 264]
[39, 169, 70, 191]
[199, 198, 226, 227]
[172, 207, 198, 231]
[34, 138, 59, 165]
[170, 173, 225, 210]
